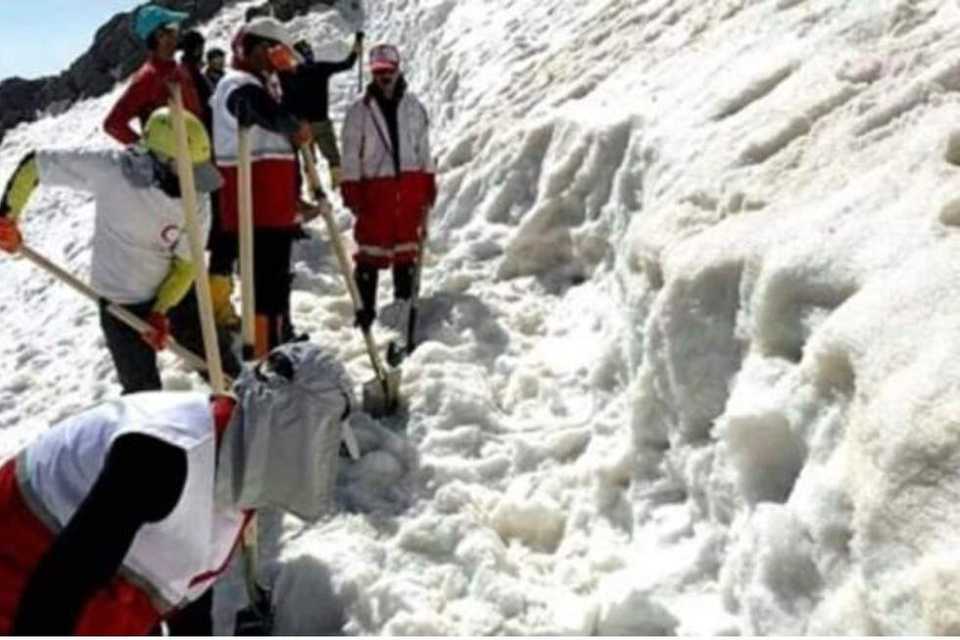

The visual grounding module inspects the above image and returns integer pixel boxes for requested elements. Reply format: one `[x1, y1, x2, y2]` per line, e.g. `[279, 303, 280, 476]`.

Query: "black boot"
[354, 265, 378, 330]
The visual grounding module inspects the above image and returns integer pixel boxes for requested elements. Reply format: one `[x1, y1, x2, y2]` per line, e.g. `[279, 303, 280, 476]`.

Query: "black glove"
[354, 307, 376, 331]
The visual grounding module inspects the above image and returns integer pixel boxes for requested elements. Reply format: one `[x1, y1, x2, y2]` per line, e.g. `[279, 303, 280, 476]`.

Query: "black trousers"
[208, 192, 238, 276]
[99, 290, 241, 394]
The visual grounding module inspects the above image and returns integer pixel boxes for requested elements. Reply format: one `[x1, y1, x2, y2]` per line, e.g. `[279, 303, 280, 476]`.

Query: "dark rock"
[0, 0, 228, 144]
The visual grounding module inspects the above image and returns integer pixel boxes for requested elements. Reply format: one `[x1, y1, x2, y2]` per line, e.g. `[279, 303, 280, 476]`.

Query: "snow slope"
[4, 0, 960, 634]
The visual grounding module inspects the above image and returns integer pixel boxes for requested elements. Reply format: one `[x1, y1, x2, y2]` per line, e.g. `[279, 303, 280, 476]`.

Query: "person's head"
[142, 107, 223, 195]
[369, 43, 400, 93]
[178, 29, 205, 65]
[206, 47, 226, 72]
[239, 18, 302, 74]
[133, 5, 188, 59]
[293, 39, 315, 65]
[215, 342, 355, 520]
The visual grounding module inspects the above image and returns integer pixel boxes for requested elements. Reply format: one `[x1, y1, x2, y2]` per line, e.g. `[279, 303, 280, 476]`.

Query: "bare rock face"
[0, 0, 226, 142]
[0, 0, 347, 143]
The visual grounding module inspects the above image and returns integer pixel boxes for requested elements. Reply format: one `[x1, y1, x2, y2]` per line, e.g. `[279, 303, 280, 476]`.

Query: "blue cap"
[133, 5, 188, 42]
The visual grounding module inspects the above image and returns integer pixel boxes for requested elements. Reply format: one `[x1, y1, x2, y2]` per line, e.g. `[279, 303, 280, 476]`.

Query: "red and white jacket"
[0, 393, 247, 635]
[340, 83, 436, 268]
[211, 69, 299, 232]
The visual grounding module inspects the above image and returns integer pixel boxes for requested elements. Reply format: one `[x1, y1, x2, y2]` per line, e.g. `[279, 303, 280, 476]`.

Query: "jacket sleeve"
[339, 102, 365, 211]
[227, 84, 301, 135]
[35, 149, 119, 194]
[103, 74, 150, 145]
[0, 153, 39, 220]
[152, 257, 196, 314]
[316, 49, 358, 75]
[12, 434, 187, 634]
[414, 98, 436, 206]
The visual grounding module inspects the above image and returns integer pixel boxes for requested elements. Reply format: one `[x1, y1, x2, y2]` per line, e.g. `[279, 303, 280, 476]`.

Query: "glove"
[354, 307, 376, 331]
[141, 311, 171, 351]
[292, 122, 313, 148]
[0, 217, 22, 254]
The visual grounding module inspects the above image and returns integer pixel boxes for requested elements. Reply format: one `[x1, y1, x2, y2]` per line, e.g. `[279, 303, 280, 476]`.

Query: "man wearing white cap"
[210, 18, 314, 356]
[339, 43, 436, 332]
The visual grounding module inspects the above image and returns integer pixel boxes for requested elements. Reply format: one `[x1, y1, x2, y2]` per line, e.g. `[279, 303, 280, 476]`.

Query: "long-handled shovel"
[168, 85, 270, 634]
[300, 148, 400, 416]
[237, 127, 257, 362]
[13, 243, 227, 381]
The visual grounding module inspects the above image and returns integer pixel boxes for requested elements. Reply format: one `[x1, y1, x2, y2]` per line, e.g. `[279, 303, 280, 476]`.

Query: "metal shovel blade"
[362, 368, 402, 417]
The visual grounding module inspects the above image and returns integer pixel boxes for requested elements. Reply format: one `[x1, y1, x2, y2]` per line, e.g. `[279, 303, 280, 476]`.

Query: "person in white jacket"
[339, 43, 437, 331]
[0, 108, 240, 392]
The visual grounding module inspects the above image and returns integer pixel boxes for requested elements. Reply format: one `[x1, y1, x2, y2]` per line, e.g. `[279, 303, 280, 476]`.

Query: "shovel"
[11, 243, 231, 383]
[300, 148, 400, 415]
[386, 208, 429, 367]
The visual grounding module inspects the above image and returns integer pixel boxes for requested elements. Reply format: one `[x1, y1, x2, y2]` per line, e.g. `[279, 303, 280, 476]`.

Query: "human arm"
[339, 103, 365, 212]
[12, 434, 187, 634]
[227, 84, 302, 135]
[317, 34, 361, 75]
[103, 79, 150, 145]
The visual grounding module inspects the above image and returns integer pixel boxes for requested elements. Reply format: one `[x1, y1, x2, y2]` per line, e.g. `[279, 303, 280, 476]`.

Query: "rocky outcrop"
[0, 0, 333, 143]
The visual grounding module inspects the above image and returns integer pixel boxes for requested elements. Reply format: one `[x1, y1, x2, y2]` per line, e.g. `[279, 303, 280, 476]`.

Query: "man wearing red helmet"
[339, 43, 436, 332]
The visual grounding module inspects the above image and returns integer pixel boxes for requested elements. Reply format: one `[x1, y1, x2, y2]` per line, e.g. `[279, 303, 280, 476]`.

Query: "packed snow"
[4, 0, 960, 634]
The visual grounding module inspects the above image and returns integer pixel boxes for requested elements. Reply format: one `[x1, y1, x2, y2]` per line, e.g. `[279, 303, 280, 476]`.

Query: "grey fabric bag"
[216, 342, 354, 520]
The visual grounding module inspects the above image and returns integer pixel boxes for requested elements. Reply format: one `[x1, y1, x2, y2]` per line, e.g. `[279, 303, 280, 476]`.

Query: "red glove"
[141, 311, 171, 351]
[0, 217, 22, 254]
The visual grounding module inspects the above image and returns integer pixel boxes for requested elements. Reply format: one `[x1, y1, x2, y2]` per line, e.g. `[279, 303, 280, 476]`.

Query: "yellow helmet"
[143, 107, 211, 165]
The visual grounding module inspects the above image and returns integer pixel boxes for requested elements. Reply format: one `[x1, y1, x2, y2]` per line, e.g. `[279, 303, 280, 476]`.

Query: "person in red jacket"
[211, 18, 315, 357]
[339, 44, 436, 331]
[103, 4, 203, 145]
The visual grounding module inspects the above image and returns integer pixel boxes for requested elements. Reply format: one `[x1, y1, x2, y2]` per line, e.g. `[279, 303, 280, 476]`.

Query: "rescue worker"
[210, 18, 316, 356]
[103, 4, 203, 145]
[0, 109, 240, 393]
[279, 34, 363, 189]
[340, 43, 436, 331]
[0, 342, 352, 634]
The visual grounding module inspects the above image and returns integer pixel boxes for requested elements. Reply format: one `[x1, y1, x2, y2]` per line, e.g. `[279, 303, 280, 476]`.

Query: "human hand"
[142, 311, 171, 351]
[0, 217, 22, 254]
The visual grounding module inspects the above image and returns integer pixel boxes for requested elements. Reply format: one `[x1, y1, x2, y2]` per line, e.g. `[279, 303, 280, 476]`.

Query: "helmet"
[143, 107, 211, 165]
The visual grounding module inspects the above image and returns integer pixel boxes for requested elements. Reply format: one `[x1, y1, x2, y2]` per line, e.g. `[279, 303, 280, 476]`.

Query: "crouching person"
[0, 108, 240, 392]
[0, 342, 353, 635]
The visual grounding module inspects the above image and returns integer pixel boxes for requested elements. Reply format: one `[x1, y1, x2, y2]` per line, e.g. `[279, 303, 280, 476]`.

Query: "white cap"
[243, 17, 303, 62]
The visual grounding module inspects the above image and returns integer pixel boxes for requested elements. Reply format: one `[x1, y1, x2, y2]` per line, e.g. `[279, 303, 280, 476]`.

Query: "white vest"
[18, 392, 246, 612]
[211, 69, 296, 167]
[341, 91, 434, 181]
